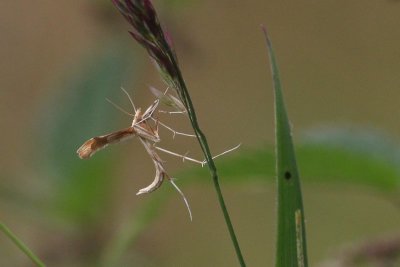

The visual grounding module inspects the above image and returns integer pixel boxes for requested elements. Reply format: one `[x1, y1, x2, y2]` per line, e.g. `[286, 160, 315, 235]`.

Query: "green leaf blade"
[263, 27, 309, 267]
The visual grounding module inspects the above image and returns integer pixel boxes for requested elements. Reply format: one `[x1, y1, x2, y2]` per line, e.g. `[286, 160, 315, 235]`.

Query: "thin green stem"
[0, 222, 46, 267]
[184, 86, 246, 267]
[167, 47, 246, 266]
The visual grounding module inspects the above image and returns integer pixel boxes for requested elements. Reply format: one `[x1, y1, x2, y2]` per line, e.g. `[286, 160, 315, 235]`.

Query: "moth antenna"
[170, 179, 192, 221]
[120, 87, 137, 112]
[106, 98, 135, 117]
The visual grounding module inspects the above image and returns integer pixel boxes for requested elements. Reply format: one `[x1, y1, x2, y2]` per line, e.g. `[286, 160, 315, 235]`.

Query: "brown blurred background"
[1, 0, 400, 266]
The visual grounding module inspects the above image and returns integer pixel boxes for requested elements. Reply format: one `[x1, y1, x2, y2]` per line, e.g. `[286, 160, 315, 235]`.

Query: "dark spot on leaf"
[284, 171, 291, 180]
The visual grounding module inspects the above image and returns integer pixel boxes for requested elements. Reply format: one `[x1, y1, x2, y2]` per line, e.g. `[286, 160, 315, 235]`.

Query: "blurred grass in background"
[1, 0, 400, 266]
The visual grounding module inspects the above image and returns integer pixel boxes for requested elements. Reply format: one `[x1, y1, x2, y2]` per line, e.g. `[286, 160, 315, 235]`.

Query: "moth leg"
[151, 117, 196, 138]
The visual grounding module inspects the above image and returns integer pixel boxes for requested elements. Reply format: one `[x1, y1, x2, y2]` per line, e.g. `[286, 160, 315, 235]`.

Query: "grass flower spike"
[112, 0, 179, 91]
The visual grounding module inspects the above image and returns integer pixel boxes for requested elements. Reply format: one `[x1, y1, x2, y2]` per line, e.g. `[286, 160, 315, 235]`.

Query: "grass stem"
[172, 58, 246, 266]
[0, 222, 45, 267]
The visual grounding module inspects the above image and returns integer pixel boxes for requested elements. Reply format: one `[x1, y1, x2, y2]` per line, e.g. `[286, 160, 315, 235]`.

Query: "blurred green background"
[1, 0, 400, 266]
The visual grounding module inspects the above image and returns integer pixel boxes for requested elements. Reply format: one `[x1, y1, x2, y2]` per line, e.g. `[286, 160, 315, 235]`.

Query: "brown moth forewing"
[77, 98, 162, 159]
[77, 127, 136, 159]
